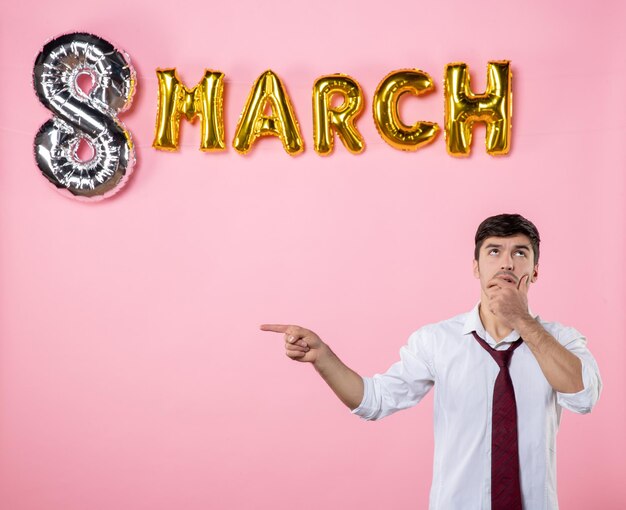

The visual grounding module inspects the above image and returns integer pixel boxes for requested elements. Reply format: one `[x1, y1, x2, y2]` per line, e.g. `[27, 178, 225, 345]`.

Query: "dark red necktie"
[473, 331, 523, 510]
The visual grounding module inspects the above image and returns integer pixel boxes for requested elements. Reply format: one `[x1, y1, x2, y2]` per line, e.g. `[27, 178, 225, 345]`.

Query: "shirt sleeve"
[553, 326, 602, 414]
[352, 328, 436, 421]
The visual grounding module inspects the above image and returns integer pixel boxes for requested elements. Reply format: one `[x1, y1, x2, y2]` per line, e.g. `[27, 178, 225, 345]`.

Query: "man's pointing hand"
[260, 324, 324, 363]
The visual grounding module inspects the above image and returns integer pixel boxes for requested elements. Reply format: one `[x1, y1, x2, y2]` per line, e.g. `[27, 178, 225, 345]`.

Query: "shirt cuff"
[351, 377, 378, 420]
[556, 358, 602, 414]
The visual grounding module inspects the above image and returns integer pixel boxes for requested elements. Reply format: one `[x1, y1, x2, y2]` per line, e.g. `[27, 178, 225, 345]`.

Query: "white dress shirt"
[352, 304, 602, 510]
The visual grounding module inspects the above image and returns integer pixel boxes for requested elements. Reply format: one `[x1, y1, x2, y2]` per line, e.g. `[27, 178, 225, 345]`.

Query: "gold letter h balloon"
[444, 61, 512, 156]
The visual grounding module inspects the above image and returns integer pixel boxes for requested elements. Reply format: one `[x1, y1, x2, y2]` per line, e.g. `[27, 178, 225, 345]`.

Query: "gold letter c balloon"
[373, 69, 440, 151]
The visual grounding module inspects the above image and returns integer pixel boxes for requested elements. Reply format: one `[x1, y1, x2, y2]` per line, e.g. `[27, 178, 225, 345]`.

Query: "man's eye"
[514, 251, 526, 257]
[488, 249, 499, 255]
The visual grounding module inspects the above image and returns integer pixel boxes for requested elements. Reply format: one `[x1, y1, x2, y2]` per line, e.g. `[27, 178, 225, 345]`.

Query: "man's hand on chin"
[486, 273, 532, 329]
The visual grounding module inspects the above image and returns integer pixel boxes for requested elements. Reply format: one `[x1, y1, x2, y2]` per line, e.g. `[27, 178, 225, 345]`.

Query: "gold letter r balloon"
[312, 74, 365, 155]
[444, 61, 512, 156]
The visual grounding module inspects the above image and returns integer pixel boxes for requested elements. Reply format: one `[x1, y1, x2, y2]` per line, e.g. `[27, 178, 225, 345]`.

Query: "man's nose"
[501, 254, 514, 270]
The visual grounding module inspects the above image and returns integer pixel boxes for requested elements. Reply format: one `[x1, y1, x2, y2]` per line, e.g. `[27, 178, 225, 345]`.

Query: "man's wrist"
[312, 343, 334, 372]
[512, 313, 538, 336]
[513, 313, 548, 350]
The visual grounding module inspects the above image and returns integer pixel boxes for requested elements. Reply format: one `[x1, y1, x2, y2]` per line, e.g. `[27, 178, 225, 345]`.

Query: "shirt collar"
[462, 302, 486, 337]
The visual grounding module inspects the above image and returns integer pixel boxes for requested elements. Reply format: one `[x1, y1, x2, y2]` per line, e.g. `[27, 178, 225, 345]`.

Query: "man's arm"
[512, 315, 584, 393]
[488, 274, 584, 393]
[260, 324, 364, 410]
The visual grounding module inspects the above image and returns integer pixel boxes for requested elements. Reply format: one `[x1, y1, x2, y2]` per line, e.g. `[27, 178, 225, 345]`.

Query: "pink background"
[1, 1, 624, 508]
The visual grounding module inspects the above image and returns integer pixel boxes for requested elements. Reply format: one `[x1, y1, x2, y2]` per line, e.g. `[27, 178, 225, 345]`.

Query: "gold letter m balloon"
[444, 61, 512, 156]
[153, 69, 225, 151]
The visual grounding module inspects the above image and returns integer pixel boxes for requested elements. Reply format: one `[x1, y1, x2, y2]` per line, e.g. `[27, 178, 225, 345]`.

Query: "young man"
[261, 213, 601, 510]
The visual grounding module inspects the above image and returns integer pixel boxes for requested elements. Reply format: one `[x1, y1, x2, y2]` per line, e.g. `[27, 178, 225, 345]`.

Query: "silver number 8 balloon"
[33, 33, 136, 200]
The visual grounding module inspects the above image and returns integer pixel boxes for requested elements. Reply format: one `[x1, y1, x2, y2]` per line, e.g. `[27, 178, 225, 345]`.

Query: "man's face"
[473, 234, 538, 294]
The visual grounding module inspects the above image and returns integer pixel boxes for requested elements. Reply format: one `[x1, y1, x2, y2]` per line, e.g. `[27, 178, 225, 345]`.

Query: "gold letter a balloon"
[233, 70, 304, 155]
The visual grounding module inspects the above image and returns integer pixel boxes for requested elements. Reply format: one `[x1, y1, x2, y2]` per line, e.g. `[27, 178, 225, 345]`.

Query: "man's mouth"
[495, 271, 518, 284]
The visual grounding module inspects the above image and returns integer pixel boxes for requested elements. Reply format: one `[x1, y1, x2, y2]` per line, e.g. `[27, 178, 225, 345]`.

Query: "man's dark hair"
[474, 213, 540, 264]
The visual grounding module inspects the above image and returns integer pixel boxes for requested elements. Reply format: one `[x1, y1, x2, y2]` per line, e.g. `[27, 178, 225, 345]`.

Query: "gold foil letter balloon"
[372, 70, 440, 151]
[444, 61, 512, 156]
[312, 75, 365, 155]
[153, 69, 225, 151]
[232, 70, 303, 155]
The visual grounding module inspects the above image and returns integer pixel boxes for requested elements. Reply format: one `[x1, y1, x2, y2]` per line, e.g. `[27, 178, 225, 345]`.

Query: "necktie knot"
[492, 349, 513, 368]
[471, 331, 522, 369]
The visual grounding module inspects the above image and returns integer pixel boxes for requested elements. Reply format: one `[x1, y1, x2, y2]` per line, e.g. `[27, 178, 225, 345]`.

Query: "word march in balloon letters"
[33, 32, 512, 201]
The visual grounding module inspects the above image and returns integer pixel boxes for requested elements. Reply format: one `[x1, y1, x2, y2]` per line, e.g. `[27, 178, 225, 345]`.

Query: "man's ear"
[473, 259, 479, 279]
[531, 264, 539, 283]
